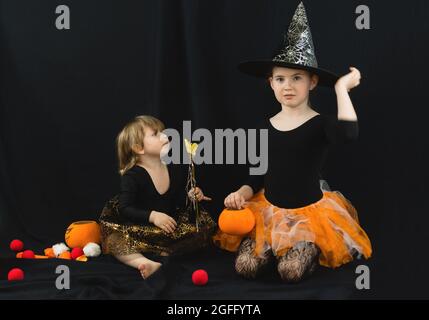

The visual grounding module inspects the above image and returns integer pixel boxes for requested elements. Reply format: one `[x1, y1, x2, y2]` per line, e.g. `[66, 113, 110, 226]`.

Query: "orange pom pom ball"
[218, 207, 255, 236]
[65, 221, 101, 248]
[59, 251, 72, 260]
[44, 248, 55, 258]
[76, 255, 88, 262]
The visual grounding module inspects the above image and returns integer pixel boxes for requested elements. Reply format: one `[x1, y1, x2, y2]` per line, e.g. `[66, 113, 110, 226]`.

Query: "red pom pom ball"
[192, 269, 208, 286]
[10, 239, 24, 252]
[8, 268, 24, 281]
[22, 250, 35, 259]
[70, 247, 84, 260]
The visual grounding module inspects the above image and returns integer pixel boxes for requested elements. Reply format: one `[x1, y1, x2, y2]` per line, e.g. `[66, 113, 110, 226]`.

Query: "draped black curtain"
[1, 0, 428, 298]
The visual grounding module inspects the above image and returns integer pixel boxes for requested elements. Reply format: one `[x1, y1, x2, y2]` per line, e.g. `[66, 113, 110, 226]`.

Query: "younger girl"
[213, 2, 372, 282]
[100, 115, 216, 279]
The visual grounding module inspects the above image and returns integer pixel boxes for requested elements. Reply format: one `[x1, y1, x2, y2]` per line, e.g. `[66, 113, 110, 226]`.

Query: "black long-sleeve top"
[118, 164, 187, 225]
[246, 114, 358, 209]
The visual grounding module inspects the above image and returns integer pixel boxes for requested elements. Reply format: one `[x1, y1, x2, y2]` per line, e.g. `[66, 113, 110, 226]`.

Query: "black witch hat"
[238, 2, 338, 87]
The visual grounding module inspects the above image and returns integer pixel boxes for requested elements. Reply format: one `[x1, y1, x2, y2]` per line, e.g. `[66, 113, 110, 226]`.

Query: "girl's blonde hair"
[117, 115, 165, 175]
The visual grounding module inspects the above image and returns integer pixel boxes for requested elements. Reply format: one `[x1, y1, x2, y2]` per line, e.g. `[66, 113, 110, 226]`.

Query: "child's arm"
[237, 185, 254, 200]
[119, 174, 152, 224]
[119, 173, 177, 233]
[224, 185, 254, 209]
[224, 171, 265, 209]
[149, 211, 177, 234]
[335, 67, 361, 121]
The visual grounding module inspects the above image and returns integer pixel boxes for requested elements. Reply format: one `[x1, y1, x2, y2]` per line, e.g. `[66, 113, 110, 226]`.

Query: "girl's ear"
[310, 75, 319, 90]
[132, 144, 144, 155]
[268, 77, 274, 90]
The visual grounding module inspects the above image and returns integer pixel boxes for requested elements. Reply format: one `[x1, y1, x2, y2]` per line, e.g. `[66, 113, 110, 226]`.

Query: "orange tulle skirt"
[213, 190, 372, 268]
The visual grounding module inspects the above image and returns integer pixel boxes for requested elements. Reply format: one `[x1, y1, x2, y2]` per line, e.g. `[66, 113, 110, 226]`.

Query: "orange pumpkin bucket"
[65, 220, 101, 248]
[218, 207, 255, 236]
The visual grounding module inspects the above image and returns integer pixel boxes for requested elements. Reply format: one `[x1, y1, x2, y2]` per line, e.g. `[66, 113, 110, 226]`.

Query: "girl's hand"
[188, 187, 212, 202]
[149, 211, 177, 234]
[335, 67, 361, 92]
[224, 191, 246, 209]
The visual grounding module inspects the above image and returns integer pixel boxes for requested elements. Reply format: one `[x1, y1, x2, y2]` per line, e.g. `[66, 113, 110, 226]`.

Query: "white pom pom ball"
[83, 242, 101, 257]
[52, 242, 70, 257]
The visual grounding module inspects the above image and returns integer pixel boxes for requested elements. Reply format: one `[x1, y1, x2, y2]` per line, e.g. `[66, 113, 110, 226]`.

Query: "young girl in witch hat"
[213, 2, 372, 283]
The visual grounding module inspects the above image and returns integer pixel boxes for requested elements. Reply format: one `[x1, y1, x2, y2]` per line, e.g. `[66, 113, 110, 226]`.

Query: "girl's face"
[136, 127, 170, 158]
[269, 67, 318, 108]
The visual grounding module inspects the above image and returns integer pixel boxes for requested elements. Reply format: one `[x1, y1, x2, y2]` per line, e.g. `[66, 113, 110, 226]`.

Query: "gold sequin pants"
[99, 195, 217, 256]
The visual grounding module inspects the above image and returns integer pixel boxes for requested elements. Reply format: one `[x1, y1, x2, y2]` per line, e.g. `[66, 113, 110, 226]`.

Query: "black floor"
[0, 245, 375, 300]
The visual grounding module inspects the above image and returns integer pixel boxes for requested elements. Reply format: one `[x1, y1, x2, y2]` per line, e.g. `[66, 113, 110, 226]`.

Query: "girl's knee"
[277, 242, 320, 283]
[235, 252, 262, 278]
[235, 238, 270, 278]
[277, 260, 307, 282]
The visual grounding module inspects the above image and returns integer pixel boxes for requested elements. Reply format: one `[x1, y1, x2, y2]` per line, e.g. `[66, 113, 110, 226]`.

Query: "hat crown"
[273, 2, 318, 68]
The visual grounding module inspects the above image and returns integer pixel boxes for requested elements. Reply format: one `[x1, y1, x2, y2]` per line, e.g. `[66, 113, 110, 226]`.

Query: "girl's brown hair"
[116, 115, 165, 175]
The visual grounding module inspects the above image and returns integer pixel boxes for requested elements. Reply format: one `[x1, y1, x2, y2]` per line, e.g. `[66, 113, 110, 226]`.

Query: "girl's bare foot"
[138, 261, 162, 279]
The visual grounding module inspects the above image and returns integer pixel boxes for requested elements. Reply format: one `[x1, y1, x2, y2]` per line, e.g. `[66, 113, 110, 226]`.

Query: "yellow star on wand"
[184, 138, 198, 157]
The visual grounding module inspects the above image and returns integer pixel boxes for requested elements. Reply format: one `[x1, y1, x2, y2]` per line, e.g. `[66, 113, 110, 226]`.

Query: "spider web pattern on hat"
[273, 2, 318, 68]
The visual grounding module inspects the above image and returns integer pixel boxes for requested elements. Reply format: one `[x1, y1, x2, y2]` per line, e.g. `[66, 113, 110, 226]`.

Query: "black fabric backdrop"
[0, 0, 428, 300]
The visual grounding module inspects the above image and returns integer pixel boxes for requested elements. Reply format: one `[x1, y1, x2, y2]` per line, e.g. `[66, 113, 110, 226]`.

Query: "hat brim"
[238, 60, 339, 87]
